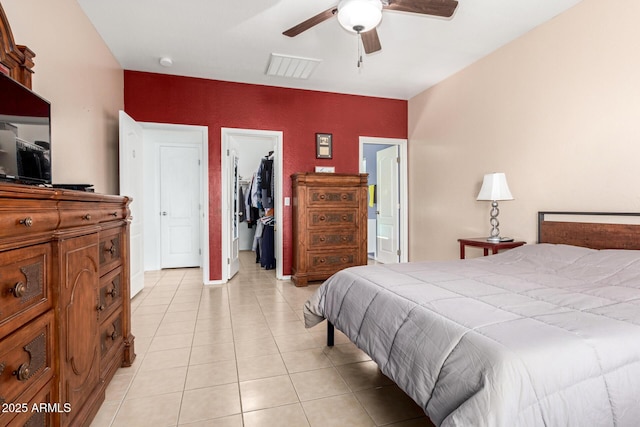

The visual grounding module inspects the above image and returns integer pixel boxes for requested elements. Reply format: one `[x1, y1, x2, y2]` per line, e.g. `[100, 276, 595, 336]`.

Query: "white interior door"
[118, 111, 144, 297]
[159, 144, 201, 268]
[376, 145, 400, 264]
[228, 150, 240, 278]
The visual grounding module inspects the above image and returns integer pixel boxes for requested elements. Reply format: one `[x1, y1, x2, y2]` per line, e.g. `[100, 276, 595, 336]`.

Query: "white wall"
[4, 0, 123, 194]
[408, 0, 640, 260]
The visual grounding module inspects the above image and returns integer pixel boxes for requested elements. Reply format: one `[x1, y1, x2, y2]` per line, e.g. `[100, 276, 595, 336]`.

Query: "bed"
[303, 212, 640, 426]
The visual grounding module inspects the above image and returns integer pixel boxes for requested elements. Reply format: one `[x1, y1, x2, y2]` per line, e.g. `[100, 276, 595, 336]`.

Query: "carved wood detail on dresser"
[291, 173, 368, 287]
[0, 183, 135, 427]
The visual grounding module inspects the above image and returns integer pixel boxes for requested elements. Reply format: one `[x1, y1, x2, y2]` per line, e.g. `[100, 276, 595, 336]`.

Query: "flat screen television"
[0, 72, 51, 185]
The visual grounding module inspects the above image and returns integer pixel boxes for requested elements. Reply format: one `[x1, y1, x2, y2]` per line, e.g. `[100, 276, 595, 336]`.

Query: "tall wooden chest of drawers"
[291, 173, 368, 286]
[0, 183, 135, 427]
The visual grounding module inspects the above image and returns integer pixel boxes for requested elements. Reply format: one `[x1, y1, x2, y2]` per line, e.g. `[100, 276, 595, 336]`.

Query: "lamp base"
[486, 236, 514, 243]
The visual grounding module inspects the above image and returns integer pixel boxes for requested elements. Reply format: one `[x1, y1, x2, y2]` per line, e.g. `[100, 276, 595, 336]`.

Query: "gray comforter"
[303, 244, 640, 426]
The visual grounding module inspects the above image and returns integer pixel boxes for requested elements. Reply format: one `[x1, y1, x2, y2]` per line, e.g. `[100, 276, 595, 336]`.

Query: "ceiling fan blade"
[283, 6, 338, 37]
[384, 0, 458, 18]
[361, 28, 382, 54]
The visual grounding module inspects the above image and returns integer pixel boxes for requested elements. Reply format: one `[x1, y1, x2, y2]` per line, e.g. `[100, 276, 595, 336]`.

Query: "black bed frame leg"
[327, 321, 334, 347]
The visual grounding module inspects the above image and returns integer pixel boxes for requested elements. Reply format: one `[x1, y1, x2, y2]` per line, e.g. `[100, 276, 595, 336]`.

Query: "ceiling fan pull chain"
[357, 30, 364, 69]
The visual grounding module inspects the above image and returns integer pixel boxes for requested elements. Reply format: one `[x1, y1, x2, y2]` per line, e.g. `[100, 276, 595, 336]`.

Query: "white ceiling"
[77, 0, 583, 100]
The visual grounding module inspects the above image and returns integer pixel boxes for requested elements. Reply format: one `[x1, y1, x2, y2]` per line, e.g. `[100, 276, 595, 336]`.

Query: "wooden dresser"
[291, 173, 368, 287]
[0, 183, 135, 427]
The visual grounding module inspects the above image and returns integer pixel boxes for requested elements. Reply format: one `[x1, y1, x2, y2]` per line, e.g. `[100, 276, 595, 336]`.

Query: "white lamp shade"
[337, 0, 383, 33]
[477, 173, 514, 201]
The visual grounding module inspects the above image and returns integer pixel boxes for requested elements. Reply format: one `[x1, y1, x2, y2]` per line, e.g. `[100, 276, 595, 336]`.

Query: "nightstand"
[458, 238, 526, 259]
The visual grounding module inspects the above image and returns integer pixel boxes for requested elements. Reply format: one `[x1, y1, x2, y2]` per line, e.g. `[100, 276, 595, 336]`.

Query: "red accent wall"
[124, 71, 407, 281]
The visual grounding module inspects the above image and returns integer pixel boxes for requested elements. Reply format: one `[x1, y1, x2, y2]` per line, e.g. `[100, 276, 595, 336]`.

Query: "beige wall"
[3, 0, 123, 194]
[408, 0, 640, 261]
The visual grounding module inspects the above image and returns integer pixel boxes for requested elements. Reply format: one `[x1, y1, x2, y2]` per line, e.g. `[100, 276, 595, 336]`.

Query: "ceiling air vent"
[266, 53, 321, 79]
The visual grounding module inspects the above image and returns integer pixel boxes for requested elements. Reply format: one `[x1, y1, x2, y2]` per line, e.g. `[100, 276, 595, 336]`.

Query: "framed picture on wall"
[316, 133, 332, 159]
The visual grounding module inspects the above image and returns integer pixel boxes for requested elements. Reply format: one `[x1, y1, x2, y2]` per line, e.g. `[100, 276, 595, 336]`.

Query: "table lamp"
[477, 173, 513, 242]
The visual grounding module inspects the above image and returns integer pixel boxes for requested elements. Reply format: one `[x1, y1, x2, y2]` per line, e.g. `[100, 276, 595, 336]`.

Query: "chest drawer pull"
[110, 211, 118, 217]
[82, 213, 92, 221]
[106, 284, 118, 298]
[12, 333, 45, 382]
[14, 363, 31, 381]
[110, 331, 119, 340]
[105, 246, 116, 255]
[9, 281, 26, 298]
[97, 304, 106, 312]
[19, 217, 33, 227]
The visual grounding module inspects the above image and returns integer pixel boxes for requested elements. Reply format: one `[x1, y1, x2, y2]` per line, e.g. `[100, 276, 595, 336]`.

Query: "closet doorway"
[141, 123, 208, 277]
[221, 128, 284, 282]
[119, 113, 209, 286]
[359, 136, 408, 263]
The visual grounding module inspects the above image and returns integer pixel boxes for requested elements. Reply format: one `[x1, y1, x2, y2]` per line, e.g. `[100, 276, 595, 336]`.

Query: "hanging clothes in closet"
[244, 172, 260, 228]
[246, 151, 276, 270]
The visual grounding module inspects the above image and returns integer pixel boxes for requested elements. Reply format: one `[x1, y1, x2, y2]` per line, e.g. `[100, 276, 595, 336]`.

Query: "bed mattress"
[304, 244, 640, 426]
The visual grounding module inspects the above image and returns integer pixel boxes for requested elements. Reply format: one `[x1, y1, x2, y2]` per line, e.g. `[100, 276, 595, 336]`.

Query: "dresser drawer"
[0, 311, 54, 413]
[307, 209, 359, 229]
[99, 228, 123, 274]
[97, 205, 126, 222]
[309, 230, 357, 248]
[98, 267, 123, 322]
[2, 379, 56, 427]
[306, 249, 360, 272]
[100, 310, 123, 365]
[0, 244, 51, 336]
[58, 201, 101, 228]
[307, 187, 359, 207]
[0, 200, 58, 239]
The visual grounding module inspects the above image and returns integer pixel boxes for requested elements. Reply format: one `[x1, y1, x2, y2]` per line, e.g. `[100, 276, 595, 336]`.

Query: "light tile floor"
[90, 251, 433, 427]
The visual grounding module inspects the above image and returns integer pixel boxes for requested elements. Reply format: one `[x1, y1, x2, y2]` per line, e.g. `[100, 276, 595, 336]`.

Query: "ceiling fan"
[283, 0, 459, 54]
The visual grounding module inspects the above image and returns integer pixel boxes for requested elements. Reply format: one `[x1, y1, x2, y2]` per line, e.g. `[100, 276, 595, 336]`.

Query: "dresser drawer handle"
[106, 283, 118, 298]
[319, 258, 326, 263]
[82, 213, 92, 221]
[97, 304, 106, 312]
[10, 281, 26, 298]
[19, 217, 33, 227]
[110, 330, 119, 341]
[342, 194, 347, 199]
[319, 236, 326, 242]
[319, 194, 326, 200]
[14, 363, 31, 382]
[110, 211, 118, 217]
[341, 215, 347, 221]
[319, 215, 326, 221]
[341, 257, 348, 262]
[105, 246, 116, 255]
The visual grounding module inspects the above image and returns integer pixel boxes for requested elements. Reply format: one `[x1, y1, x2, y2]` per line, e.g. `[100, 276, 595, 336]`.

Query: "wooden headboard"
[0, 2, 35, 88]
[538, 211, 640, 250]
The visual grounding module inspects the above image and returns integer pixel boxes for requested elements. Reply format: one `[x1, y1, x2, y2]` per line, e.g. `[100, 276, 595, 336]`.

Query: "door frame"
[141, 122, 209, 284]
[221, 128, 284, 282]
[359, 136, 408, 263]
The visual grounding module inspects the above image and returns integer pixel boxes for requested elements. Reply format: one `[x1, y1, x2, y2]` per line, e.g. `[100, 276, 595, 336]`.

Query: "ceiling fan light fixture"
[337, 0, 382, 33]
